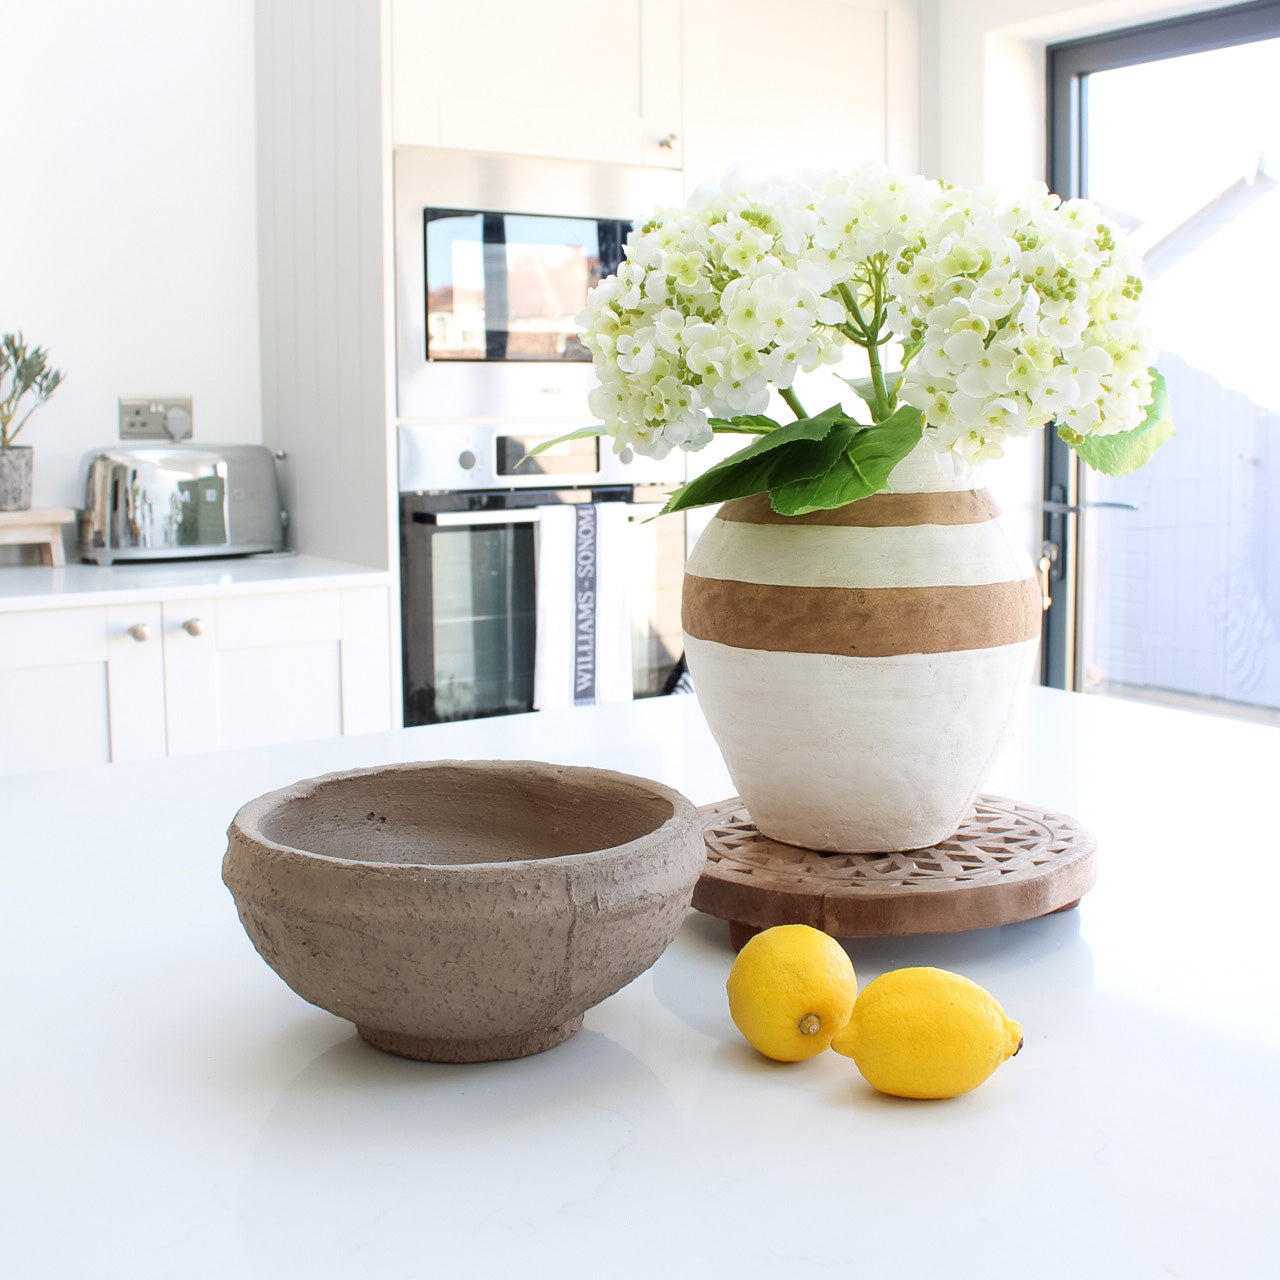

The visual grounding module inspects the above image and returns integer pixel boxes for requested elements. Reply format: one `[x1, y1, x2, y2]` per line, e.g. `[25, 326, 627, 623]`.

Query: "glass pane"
[424, 211, 627, 362]
[429, 525, 536, 722]
[424, 212, 485, 359]
[502, 215, 602, 361]
[1079, 37, 1280, 724]
[628, 510, 686, 697]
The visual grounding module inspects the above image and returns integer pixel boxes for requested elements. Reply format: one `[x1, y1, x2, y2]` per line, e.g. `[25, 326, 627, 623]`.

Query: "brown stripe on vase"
[714, 489, 1002, 528]
[681, 574, 1043, 657]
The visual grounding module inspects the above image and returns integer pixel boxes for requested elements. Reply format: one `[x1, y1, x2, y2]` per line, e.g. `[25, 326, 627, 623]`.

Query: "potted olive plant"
[1, 332, 65, 511]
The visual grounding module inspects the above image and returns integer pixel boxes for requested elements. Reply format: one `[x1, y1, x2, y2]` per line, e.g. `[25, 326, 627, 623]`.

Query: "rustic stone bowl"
[222, 759, 704, 1063]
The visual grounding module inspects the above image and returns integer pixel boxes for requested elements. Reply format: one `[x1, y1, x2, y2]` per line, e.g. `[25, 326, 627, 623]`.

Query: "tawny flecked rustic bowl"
[222, 759, 704, 1063]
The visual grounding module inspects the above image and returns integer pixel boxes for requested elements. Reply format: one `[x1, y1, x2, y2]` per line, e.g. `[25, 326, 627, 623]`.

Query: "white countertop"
[3, 689, 1278, 1278]
[0, 553, 391, 611]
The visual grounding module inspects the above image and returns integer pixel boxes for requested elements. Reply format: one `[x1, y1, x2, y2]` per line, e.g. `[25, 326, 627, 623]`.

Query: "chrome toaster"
[78, 444, 288, 565]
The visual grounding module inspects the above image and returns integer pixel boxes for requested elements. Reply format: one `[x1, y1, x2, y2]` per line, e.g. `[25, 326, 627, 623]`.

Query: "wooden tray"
[693, 795, 1096, 949]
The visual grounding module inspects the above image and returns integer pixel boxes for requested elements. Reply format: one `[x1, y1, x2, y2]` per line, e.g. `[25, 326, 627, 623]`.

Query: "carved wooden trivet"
[693, 795, 1096, 949]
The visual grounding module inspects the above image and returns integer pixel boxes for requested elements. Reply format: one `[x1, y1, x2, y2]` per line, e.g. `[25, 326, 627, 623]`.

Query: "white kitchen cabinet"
[0, 603, 150, 773]
[0, 584, 394, 774]
[679, 0, 891, 192]
[161, 586, 393, 756]
[389, 0, 683, 168]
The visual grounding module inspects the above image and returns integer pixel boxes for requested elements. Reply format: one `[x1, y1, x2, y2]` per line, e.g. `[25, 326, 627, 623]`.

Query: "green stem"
[837, 283, 868, 334]
[865, 338, 891, 424]
[837, 281, 892, 423]
[780, 386, 808, 420]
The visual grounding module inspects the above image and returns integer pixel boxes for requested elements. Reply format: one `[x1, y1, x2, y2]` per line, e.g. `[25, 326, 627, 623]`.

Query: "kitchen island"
[2, 688, 1277, 1278]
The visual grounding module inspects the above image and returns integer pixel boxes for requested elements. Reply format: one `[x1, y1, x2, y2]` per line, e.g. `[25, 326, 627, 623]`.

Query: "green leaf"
[522, 424, 607, 457]
[1059, 368, 1174, 478]
[708, 414, 783, 434]
[660, 403, 849, 515]
[767, 426, 863, 514]
[769, 405, 923, 515]
[835, 372, 902, 414]
[846, 403, 924, 482]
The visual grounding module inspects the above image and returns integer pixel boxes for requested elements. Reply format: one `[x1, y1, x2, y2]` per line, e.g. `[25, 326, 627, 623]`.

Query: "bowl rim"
[225, 757, 700, 874]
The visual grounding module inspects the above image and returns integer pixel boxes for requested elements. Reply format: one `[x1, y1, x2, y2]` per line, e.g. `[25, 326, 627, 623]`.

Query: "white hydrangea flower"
[574, 164, 1156, 462]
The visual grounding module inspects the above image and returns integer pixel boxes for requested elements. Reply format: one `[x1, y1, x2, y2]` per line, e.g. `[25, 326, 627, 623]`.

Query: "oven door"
[400, 492, 685, 726]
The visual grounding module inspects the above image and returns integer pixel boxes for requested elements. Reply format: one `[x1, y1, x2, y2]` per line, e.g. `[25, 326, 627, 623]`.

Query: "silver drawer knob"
[128, 623, 151, 643]
[183, 618, 206, 637]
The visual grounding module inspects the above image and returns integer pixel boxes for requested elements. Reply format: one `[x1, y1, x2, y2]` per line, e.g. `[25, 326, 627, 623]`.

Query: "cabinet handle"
[656, 132, 678, 150]
[183, 618, 207, 637]
[128, 623, 152, 643]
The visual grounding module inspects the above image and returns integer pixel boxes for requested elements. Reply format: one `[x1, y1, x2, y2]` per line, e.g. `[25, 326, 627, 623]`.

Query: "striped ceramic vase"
[681, 442, 1042, 853]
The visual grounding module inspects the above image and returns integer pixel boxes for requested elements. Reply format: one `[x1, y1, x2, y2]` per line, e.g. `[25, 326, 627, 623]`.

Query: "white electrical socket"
[119, 397, 194, 441]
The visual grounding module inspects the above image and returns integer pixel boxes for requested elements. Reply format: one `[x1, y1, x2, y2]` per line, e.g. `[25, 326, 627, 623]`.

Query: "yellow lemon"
[726, 924, 857, 1062]
[831, 966, 1023, 1099]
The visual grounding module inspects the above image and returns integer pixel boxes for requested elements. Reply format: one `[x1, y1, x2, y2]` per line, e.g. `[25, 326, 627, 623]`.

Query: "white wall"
[255, 0, 394, 572]
[0, 0, 261, 515]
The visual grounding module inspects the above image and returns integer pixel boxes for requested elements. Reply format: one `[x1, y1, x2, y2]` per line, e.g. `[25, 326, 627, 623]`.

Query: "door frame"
[1041, 0, 1280, 688]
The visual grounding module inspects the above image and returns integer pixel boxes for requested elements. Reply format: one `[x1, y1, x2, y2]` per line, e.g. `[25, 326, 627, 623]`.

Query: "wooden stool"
[0, 508, 76, 566]
[693, 795, 1097, 949]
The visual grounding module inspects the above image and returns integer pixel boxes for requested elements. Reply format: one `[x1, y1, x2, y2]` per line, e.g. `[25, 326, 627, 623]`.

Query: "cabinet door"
[680, 0, 887, 191]
[337, 586, 395, 736]
[0, 604, 166, 773]
[162, 593, 341, 756]
[0, 607, 112, 773]
[105, 603, 168, 763]
[390, 0, 682, 168]
[161, 587, 393, 756]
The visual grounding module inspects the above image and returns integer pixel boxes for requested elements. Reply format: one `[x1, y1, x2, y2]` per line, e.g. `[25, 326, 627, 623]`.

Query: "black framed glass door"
[1045, 2, 1280, 722]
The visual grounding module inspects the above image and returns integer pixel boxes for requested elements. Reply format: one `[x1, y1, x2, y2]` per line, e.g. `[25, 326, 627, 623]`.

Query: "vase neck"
[886, 438, 980, 494]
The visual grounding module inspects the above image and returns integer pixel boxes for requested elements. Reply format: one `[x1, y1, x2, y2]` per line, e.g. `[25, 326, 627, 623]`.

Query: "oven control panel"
[398, 421, 685, 493]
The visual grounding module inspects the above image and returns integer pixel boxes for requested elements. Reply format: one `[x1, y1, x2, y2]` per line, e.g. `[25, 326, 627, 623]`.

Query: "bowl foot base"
[357, 1016, 585, 1063]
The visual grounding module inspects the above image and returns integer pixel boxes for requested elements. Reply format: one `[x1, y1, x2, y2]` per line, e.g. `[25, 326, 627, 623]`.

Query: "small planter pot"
[681, 442, 1042, 853]
[0, 446, 33, 512]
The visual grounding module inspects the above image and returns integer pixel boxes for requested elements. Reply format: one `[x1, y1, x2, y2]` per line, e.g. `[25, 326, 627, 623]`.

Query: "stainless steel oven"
[394, 148, 689, 727]
[399, 423, 687, 726]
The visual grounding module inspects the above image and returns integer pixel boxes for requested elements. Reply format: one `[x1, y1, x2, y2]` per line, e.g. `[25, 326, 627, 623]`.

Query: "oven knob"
[459, 450, 477, 470]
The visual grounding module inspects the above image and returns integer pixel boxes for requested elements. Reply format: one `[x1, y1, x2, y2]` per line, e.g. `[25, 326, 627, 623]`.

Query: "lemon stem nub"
[798, 1014, 822, 1036]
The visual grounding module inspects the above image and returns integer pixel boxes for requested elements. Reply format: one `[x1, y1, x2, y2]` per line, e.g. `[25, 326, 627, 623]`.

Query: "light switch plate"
[119, 396, 194, 441]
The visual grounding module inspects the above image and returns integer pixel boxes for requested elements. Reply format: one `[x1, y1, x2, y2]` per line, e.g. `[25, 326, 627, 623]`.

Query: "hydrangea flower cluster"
[891, 181, 1155, 461]
[575, 166, 1157, 467]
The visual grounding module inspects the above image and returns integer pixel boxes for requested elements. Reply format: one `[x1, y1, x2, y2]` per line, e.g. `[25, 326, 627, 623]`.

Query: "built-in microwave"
[393, 147, 683, 422]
